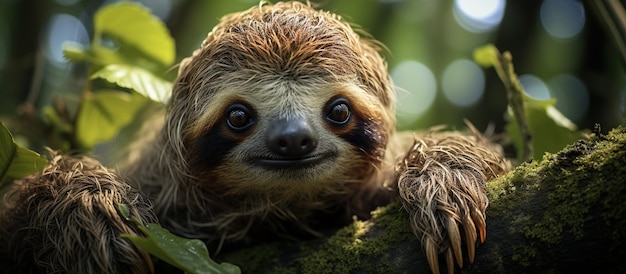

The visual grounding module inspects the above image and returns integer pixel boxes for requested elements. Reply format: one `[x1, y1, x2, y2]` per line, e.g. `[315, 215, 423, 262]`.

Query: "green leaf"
[0, 123, 48, 184]
[91, 64, 172, 103]
[75, 90, 146, 149]
[118, 205, 241, 274]
[93, 2, 175, 68]
[62, 41, 89, 63]
[506, 96, 582, 162]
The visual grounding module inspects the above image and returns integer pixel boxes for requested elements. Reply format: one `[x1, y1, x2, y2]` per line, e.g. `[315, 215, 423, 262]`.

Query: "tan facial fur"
[0, 3, 511, 273]
[124, 1, 396, 244]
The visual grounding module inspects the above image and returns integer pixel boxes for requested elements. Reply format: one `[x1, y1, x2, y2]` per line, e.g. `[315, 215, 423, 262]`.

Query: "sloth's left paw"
[396, 128, 509, 274]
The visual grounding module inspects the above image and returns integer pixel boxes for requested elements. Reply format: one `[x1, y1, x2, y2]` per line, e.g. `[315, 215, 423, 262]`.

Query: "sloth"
[0, 153, 158, 273]
[0, 1, 509, 274]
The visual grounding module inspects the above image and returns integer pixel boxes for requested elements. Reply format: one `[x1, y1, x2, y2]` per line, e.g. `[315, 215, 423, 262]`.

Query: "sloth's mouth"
[254, 153, 335, 169]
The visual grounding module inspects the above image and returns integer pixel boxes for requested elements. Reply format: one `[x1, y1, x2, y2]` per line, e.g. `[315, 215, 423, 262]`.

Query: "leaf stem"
[491, 49, 533, 162]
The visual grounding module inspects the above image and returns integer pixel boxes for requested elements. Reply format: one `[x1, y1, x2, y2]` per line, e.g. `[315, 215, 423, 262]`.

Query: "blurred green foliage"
[0, 0, 624, 159]
[0, 122, 47, 186]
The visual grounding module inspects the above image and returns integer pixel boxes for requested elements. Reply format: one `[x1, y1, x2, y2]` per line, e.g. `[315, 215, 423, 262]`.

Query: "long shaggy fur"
[1, 2, 511, 273]
[0, 153, 157, 274]
[124, 1, 396, 248]
[396, 125, 510, 274]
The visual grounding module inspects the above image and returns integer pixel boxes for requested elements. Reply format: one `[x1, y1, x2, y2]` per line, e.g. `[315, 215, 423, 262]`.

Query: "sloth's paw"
[395, 129, 509, 274]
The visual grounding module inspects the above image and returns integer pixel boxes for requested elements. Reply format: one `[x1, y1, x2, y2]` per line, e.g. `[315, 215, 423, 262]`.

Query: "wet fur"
[0, 2, 510, 273]
[0, 153, 156, 274]
[123, 2, 511, 272]
[124, 1, 397, 246]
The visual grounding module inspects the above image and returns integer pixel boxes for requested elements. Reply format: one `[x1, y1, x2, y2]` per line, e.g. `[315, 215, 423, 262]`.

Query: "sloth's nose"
[267, 117, 318, 157]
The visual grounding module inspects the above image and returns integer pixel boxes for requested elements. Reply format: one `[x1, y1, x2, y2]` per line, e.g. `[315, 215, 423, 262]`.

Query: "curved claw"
[472, 208, 487, 243]
[425, 237, 440, 274]
[447, 217, 463, 268]
[463, 214, 477, 264]
[445, 249, 455, 274]
[396, 130, 510, 274]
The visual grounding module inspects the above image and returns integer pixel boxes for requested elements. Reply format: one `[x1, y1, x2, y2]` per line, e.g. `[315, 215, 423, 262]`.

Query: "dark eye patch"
[187, 126, 238, 172]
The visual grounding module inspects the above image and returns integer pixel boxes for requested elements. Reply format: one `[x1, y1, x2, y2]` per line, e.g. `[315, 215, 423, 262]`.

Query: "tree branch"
[220, 124, 626, 273]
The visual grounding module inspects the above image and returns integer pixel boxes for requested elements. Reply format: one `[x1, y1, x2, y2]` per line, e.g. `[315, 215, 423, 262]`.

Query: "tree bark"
[220, 124, 626, 273]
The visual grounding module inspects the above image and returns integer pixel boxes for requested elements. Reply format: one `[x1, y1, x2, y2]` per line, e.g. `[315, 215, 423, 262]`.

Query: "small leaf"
[473, 44, 499, 68]
[93, 2, 175, 68]
[75, 90, 146, 149]
[0, 123, 47, 184]
[62, 41, 90, 63]
[118, 204, 241, 274]
[6, 146, 49, 179]
[91, 64, 172, 103]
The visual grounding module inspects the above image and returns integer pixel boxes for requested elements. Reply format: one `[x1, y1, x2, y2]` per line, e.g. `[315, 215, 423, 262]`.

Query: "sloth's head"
[166, 2, 394, 197]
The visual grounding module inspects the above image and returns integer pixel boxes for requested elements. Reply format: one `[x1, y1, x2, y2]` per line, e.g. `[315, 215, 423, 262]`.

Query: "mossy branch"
[221, 124, 626, 273]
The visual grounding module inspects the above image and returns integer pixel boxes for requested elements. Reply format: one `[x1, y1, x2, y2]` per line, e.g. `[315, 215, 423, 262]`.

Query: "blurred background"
[1, 0, 625, 151]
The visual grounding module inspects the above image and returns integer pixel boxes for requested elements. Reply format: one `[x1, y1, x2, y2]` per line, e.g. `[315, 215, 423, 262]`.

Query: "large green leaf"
[91, 64, 172, 103]
[118, 205, 241, 274]
[93, 2, 175, 67]
[62, 2, 175, 74]
[0, 123, 48, 184]
[75, 90, 146, 149]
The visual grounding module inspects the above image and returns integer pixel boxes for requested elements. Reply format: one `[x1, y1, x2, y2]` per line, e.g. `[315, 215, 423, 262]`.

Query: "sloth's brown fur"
[396, 125, 510, 273]
[124, 1, 397, 247]
[0, 153, 157, 274]
[122, 2, 510, 273]
[1, 2, 510, 274]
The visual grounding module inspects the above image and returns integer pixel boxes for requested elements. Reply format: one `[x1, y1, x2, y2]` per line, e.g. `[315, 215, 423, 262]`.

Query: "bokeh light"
[453, 0, 506, 33]
[441, 59, 485, 107]
[392, 60, 437, 126]
[55, 0, 80, 6]
[43, 13, 89, 66]
[548, 74, 589, 122]
[540, 0, 585, 39]
[135, 0, 174, 20]
[519, 74, 550, 100]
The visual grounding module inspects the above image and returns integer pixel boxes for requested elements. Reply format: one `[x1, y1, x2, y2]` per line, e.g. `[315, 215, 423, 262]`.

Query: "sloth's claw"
[397, 129, 509, 273]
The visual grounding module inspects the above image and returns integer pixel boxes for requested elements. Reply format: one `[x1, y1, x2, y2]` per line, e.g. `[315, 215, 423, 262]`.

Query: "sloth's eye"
[226, 103, 254, 131]
[325, 98, 351, 125]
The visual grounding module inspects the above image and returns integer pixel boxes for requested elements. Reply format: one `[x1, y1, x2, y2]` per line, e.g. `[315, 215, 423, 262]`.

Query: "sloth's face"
[181, 79, 389, 196]
[168, 3, 394, 196]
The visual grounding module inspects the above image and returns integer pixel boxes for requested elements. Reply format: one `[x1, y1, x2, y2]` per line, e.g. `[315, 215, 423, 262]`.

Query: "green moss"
[487, 124, 626, 266]
[487, 160, 540, 218]
[296, 202, 415, 273]
[224, 125, 626, 272]
[221, 202, 415, 273]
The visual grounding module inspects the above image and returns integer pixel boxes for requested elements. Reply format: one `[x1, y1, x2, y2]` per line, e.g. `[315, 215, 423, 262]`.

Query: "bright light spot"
[519, 74, 550, 100]
[441, 59, 485, 107]
[44, 13, 89, 66]
[136, 0, 173, 20]
[548, 74, 589, 122]
[540, 0, 585, 39]
[55, 0, 80, 6]
[453, 0, 506, 33]
[391, 60, 437, 126]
